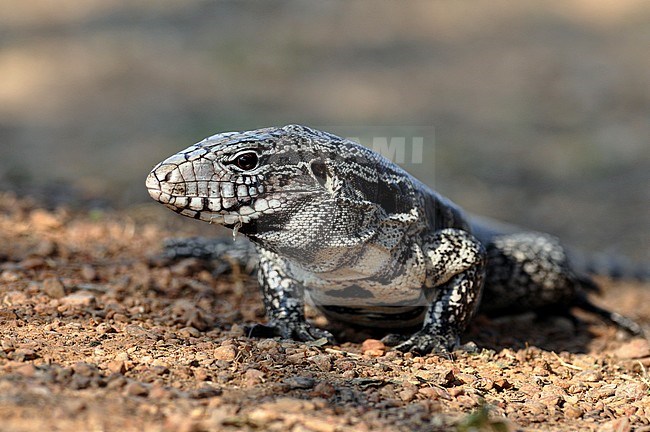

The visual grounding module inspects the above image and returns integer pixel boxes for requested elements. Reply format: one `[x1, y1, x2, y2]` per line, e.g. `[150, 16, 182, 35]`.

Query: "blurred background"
[0, 0, 648, 260]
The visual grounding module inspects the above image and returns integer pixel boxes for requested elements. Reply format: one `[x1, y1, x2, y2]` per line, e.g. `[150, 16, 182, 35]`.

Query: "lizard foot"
[380, 333, 410, 346]
[246, 320, 336, 344]
[393, 331, 457, 356]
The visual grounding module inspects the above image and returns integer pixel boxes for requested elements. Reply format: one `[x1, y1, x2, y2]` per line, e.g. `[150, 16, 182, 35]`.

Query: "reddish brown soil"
[1, 192, 649, 432]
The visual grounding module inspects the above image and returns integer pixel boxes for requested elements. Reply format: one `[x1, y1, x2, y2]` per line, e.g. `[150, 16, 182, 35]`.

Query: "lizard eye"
[310, 160, 329, 187]
[233, 152, 259, 171]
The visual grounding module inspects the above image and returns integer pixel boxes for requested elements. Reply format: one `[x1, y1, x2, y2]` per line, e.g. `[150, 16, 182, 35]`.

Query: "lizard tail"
[574, 292, 645, 336]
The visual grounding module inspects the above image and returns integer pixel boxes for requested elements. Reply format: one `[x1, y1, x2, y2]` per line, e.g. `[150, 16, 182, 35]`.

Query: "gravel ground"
[1, 191, 649, 432]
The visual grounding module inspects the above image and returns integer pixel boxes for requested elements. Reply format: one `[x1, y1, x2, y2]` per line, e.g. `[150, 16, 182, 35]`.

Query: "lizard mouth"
[157, 190, 316, 227]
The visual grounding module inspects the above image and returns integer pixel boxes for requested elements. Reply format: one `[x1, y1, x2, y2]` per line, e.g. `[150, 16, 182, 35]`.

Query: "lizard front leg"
[394, 228, 486, 354]
[248, 248, 335, 343]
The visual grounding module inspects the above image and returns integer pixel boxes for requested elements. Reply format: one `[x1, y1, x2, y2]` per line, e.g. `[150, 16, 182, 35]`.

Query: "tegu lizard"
[146, 124, 644, 354]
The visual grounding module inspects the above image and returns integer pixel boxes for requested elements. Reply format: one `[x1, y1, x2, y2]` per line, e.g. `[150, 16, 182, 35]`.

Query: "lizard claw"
[246, 321, 336, 344]
[380, 333, 410, 346]
[393, 331, 457, 356]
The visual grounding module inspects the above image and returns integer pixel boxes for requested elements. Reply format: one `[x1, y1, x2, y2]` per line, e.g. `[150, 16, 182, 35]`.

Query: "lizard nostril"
[163, 170, 174, 182]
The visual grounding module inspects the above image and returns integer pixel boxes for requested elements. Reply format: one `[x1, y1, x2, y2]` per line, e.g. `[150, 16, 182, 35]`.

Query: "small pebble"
[70, 375, 92, 390]
[81, 265, 98, 281]
[29, 209, 62, 229]
[213, 345, 237, 361]
[302, 418, 337, 432]
[575, 370, 603, 383]
[193, 368, 210, 381]
[178, 327, 200, 338]
[564, 403, 584, 419]
[107, 360, 126, 374]
[189, 386, 222, 399]
[73, 362, 98, 377]
[597, 417, 631, 432]
[1, 271, 21, 282]
[243, 368, 265, 387]
[114, 352, 130, 362]
[43, 277, 66, 299]
[3, 291, 28, 305]
[34, 240, 57, 257]
[97, 323, 117, 334]
[19, 257, 45, 270]
[399, 387, 418, 402]
[60, 292, 96, 307]
[148, 384, 173, 400]
[15, 363, 37, 377]
[615, 382, 648, 400]
[361, 339, 386, 354]
[311, 382, 336, 398]
[309, 354, 332, 372]
[283, 376, 316, 389]
[124, 382, 149, 397]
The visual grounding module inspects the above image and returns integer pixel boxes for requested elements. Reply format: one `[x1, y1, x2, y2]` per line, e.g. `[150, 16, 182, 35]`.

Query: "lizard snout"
[145, 166, 162, 200]
[146, 163, 179, 205]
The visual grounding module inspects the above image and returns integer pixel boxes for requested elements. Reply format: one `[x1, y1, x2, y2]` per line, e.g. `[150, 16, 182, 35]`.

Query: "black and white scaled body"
[146, 125, 644, 354]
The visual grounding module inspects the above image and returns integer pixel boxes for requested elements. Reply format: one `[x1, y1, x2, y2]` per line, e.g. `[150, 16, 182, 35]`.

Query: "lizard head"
[147, 124, 420, 265]
[146, 125, 347, 233]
